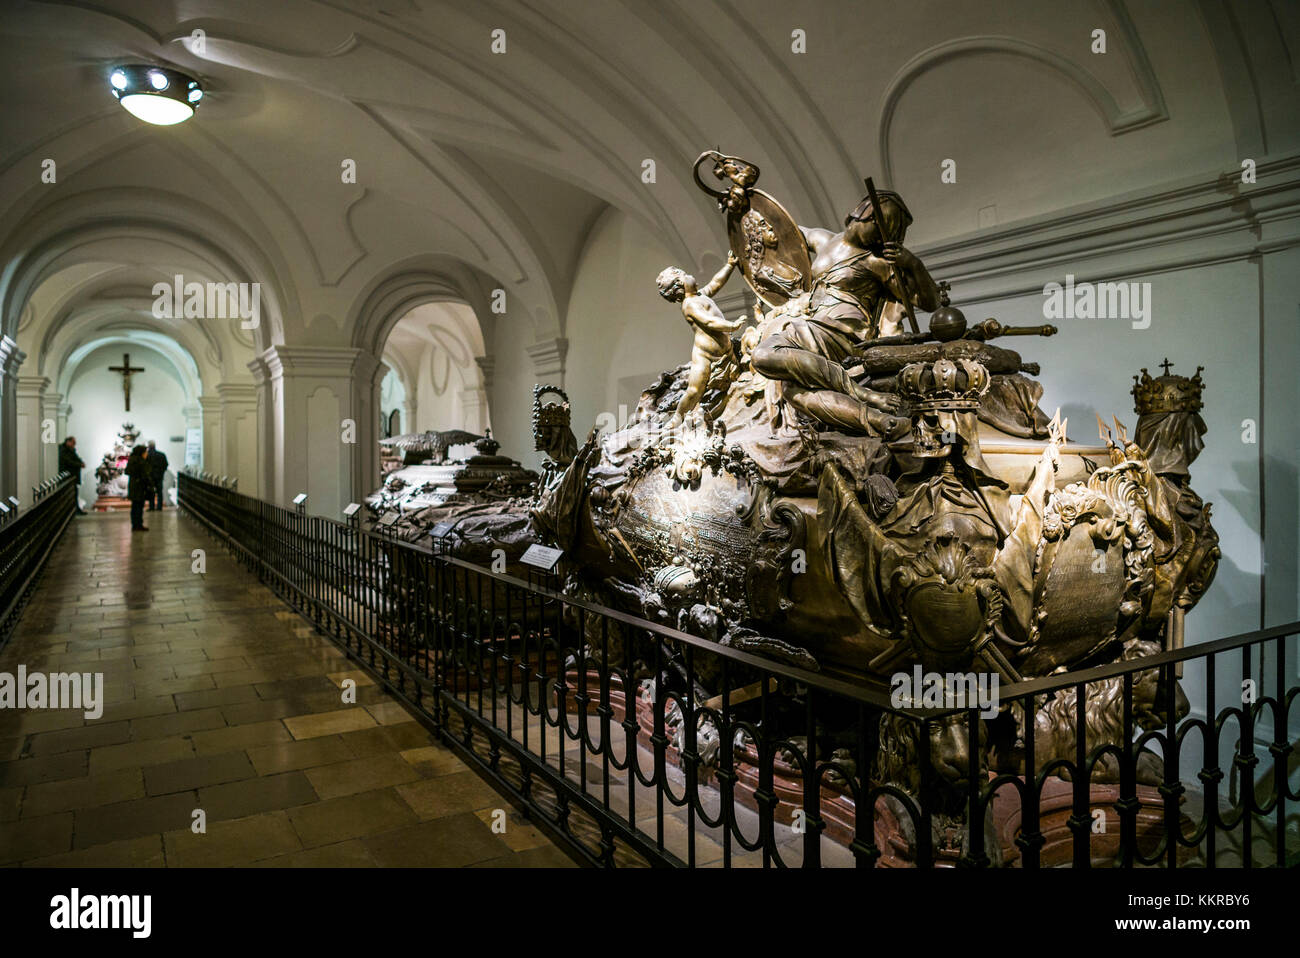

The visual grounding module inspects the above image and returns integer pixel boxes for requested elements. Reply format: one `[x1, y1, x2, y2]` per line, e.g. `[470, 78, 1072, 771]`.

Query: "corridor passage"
[0, 510, 572, 867]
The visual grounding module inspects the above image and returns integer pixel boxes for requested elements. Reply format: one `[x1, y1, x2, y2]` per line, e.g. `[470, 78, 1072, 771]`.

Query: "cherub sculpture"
[655, 251, 743, 428]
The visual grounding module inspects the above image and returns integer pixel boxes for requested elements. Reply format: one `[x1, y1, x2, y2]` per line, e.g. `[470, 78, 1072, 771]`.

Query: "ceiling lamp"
[108, 65, 203, 125]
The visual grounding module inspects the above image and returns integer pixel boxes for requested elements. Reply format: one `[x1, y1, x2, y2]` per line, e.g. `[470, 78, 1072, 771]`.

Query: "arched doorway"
[58, 334, 203, 509]
[349, 265, 498, 498]
[383, 301, 489, 436]
[4, 252, 262, 504]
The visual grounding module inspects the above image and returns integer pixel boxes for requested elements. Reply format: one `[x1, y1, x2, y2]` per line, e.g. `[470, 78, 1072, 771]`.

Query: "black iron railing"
[177, 472, 1299, 868]
[0, 471, 77, 648]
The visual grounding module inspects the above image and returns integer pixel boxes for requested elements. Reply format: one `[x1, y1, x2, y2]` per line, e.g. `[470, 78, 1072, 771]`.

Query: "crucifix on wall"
[108, 352, 145, 411]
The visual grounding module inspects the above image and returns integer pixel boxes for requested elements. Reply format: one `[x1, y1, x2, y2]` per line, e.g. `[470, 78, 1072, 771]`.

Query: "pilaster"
[525, 337, 568, 383]
[0, 337, 25, 499]
[257, 345, 380, 516]
[15, 372, 45, 499]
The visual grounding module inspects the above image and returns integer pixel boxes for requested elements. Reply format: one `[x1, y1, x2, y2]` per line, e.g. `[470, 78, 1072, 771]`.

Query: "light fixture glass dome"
[120, 93, 194, 125]
[108, 64, 202, 125]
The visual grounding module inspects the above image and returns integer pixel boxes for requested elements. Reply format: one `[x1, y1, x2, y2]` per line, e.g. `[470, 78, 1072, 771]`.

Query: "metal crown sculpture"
[1132, 359, 1205, 414]
[898, 357, 990, 410]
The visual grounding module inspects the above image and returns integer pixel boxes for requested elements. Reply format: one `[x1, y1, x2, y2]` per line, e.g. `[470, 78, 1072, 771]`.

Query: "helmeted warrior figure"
[750, 188, 942, 437]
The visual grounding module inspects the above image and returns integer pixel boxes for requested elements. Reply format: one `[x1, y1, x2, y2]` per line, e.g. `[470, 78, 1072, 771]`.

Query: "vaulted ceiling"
[2, 0, 1296, 369]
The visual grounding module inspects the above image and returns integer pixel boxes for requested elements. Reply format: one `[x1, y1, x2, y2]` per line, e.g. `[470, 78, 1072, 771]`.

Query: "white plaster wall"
[888, 19, 1238, 244]
[379, 365, 405, 435]
[412, 348, 468, 434]
[972, 261, 1263, 648]
[65, 343, 189, 499]
[562, 207, 708, 440]
[487, 311, 536, 468]
[305, 385, 341, 514]
[230, 405, 260, 494]
[15, 385, 45, 504]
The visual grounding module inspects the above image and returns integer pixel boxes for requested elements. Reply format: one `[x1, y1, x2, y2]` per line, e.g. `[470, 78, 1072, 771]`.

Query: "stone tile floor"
[0, 510, 574, 868]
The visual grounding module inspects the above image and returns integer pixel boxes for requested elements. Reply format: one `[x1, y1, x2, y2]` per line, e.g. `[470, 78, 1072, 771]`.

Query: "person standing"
[146, 439, 169, 511]
[124, 444, 150, 531]
[58, 436, 87, 515]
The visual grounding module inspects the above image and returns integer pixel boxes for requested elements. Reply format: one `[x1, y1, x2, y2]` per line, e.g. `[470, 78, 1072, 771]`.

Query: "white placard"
[342, 503, 361, 517]
[185, 428, 202, 467]
[520, 544, 564, 572]
[377, 511, 400, 527]
[292, 493, 308, 506]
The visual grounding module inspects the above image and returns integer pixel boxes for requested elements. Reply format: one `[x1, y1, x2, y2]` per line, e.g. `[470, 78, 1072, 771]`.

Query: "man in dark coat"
[58, 436, 87, 515]
[124, 444, 150, 531]
[146, 440, 169, 511]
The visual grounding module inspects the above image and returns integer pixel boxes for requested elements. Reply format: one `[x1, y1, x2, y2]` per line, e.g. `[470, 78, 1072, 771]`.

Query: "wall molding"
[526, 336, 568, 381]
[914, 153, 1300, 304]
[257, 345, 374, 381]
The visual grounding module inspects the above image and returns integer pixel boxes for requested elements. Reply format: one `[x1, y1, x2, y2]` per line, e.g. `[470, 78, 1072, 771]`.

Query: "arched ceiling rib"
[1, 0, 1287, 355]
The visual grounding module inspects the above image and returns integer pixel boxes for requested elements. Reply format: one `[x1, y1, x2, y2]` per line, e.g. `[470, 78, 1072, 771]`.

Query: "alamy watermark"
[0, 666, 103, 719]
[1042, 274, 1151, 329]
[152, 274, 259, 329]
[593, 403, 720, 447]
[890, 665, 999, 718]
[50, 888, 151, 938]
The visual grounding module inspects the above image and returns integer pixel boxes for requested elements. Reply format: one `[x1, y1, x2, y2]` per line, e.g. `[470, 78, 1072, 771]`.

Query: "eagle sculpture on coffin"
[379, 429, 484, 465]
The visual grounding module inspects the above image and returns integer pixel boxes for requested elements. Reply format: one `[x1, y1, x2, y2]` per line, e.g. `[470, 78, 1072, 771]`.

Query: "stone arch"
[876, 35, 1169, 186]
[38, 296, 226, 387]
[0, 188, 296, 354]
[11, 249, 264, 496]
[57, 331, 203, 408]
[346, 259, 499, 497]
[348, 257, 507, 359]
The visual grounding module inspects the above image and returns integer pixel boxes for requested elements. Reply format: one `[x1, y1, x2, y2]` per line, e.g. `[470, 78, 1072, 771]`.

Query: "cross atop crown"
[1132, 359, 1205, 415]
